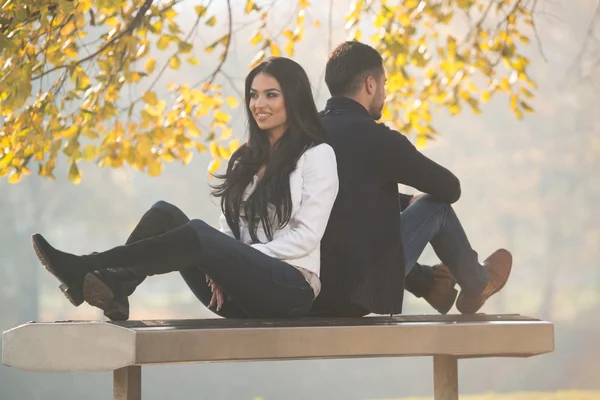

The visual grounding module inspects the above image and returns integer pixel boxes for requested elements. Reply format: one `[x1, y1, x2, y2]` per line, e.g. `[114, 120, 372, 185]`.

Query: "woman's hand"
[206, 275, 225, 311]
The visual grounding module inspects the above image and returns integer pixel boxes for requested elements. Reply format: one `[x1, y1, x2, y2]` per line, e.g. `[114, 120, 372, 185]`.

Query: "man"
[310, 41, 512, 317]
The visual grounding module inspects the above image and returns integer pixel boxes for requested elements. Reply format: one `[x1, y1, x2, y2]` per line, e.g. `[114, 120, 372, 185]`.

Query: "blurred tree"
[1, 0, 539, 183]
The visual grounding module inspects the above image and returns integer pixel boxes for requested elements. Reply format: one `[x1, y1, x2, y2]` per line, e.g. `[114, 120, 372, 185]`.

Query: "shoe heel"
[83, 274, 129, 321]
[437, 287, 458, 315]
[59, 284, 84, 307]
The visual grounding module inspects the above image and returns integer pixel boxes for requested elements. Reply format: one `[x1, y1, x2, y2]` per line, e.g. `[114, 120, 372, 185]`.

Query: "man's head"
[325, 41, 386, 119]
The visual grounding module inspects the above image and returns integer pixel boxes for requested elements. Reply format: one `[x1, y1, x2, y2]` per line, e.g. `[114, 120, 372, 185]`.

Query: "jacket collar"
[323, 96, 372, 118]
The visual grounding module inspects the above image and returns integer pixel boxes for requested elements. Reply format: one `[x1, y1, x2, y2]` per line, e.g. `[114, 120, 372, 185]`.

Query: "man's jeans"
[401, 195, 488, 295]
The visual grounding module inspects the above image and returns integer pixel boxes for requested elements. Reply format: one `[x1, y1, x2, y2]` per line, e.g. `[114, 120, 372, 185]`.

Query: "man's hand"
[206, 275, 225, 312]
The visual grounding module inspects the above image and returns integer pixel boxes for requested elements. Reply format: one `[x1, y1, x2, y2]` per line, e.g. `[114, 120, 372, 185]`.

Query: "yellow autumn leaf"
[415, 135, 427, 149]
[83, 145, 96, 162]
[221, 127, 233, 140]
[8, 171, 21, 184]
[250, 31, 264, 46]
[481, 91, 491, 102]
[510, 94, 518, 110]
[270, 42, 281, 56]
[60, 22, 76, 36]
[68, 162, 82, 184]
[187, 57, 200, 66]
[142, 91, 158, 106]
[195, 5, 207, 16]
[169, 56, 181, 70]
[205, 16, 217, 26]
[208, 158, 221, 175]
[209, 141, 219, 158]
[226, 96, 238, 109]
[249, 49, 266, 68]
[148, 160, 163, 176]
[157, 35, 170, 50]
[229, 139, 240, 154]
[214, 110, 231, 124]
[284, 41, 294, 56]
[145, 57, 156, 73]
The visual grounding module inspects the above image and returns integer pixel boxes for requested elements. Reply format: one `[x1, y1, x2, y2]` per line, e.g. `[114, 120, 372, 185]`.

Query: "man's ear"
[365, 75, 376, 96]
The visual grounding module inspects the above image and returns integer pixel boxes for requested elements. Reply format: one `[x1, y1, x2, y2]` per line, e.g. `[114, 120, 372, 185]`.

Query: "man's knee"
[415, 194, 452, 210]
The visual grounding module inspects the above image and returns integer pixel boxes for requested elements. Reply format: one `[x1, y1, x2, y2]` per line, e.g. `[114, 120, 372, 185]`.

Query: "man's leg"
[401, 195, 487, 294]
[401, 195, 511, 313]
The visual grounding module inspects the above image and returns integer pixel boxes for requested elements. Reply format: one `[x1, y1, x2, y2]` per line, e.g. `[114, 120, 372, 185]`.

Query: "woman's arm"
[251, 144, 339, 260]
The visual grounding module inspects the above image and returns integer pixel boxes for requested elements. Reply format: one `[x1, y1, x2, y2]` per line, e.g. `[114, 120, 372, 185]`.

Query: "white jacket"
[219, 143, 338, 277]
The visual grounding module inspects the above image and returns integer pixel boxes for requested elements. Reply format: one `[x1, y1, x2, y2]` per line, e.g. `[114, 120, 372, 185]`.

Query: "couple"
[32, 41, 511, 320]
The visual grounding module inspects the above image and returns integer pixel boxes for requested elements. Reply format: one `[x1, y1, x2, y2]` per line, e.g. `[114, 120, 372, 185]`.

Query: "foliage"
[0, 0, 540, 183]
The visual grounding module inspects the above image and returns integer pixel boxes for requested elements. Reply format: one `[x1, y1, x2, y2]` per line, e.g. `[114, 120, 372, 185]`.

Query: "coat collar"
[322, 96, 372, 118]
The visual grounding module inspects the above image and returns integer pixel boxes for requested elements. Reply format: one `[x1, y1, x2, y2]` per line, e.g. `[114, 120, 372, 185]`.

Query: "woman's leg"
[32, 218, 314, 319]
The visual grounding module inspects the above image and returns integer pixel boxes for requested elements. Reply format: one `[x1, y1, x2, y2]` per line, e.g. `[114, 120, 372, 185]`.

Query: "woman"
[31, 57, 338, 320]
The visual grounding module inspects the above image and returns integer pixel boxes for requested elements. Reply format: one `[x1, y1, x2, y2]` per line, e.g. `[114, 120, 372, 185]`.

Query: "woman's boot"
[32, 223, 201, 313]
[61, 205, 181, 320]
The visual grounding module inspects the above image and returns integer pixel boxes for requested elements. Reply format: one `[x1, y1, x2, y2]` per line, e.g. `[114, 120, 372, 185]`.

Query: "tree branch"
[206, 0, 232, 85]
[31, 0, 153, 81]
[530, 0, 548, 62]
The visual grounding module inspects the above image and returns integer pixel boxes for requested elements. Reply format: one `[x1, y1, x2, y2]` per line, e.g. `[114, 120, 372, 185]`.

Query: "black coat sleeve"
[373, 123, 461, 204]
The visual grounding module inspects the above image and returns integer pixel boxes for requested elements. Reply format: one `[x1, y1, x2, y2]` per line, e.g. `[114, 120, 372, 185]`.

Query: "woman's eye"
[267, 92, 277, 98]
[250, 93, 258, 99]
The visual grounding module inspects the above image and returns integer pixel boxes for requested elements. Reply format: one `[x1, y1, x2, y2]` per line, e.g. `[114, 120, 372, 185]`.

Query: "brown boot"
[423, 264, 457, 315]
[456, 249, 512, 314]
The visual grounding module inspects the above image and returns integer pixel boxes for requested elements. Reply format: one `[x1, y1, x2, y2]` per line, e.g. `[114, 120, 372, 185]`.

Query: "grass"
[383, 391, 600, 400]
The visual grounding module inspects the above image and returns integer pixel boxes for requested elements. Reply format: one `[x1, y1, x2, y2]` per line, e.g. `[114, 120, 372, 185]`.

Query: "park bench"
[2, 314, 554, 400]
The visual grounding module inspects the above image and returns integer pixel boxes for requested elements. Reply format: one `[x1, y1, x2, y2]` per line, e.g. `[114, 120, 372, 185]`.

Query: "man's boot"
[456, 249, 512, 314]
[406, 263, 458, 315]
[32, 223, 201, 317]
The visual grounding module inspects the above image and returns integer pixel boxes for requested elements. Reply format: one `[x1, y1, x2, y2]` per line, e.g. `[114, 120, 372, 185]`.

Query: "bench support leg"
[114, 366, 141, 400]
[433, 355, 458, 400]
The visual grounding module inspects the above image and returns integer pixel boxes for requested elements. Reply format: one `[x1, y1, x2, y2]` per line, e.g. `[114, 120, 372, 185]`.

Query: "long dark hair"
[212, 57, 328, 242]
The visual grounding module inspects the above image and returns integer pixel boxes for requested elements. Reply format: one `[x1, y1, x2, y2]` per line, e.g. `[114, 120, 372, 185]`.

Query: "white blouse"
[218, 143, 339, 281]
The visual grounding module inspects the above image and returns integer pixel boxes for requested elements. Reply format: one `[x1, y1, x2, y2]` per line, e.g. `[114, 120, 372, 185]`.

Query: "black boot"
[60, 206, 181, 320]
[32, 224, 201, 311]
[91, 206, 180, 320]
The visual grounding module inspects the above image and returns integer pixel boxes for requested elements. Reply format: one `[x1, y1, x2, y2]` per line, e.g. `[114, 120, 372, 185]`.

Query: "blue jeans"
[401, 195, 488, 294]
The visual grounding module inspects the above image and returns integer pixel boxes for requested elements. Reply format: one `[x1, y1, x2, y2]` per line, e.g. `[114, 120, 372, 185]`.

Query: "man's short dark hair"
[325, 41, 384, 97]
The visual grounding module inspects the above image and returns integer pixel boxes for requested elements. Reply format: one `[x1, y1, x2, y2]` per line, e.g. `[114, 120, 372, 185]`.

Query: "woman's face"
[249, 72, 288, 136]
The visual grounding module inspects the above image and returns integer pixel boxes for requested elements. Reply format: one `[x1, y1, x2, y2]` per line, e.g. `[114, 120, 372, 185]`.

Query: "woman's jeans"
[146, 201, 314, 319]
[401, 195, 489, 295]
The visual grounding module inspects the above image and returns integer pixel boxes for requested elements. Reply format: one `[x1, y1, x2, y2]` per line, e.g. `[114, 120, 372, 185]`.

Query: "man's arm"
[375, 124, 461, 204]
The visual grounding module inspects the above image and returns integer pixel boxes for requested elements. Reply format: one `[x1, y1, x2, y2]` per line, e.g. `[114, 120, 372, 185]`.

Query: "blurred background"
[1, 0, 599, 399]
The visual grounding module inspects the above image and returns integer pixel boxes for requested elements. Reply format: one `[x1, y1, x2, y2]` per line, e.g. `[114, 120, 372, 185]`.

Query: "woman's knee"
[151, 201, 190, 224]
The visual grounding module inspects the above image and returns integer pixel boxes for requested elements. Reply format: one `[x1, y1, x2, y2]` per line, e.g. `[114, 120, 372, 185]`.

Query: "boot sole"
[83, 274, 129, 321]
[32, 234, 83, 307]
[457, 250, 513, 314]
